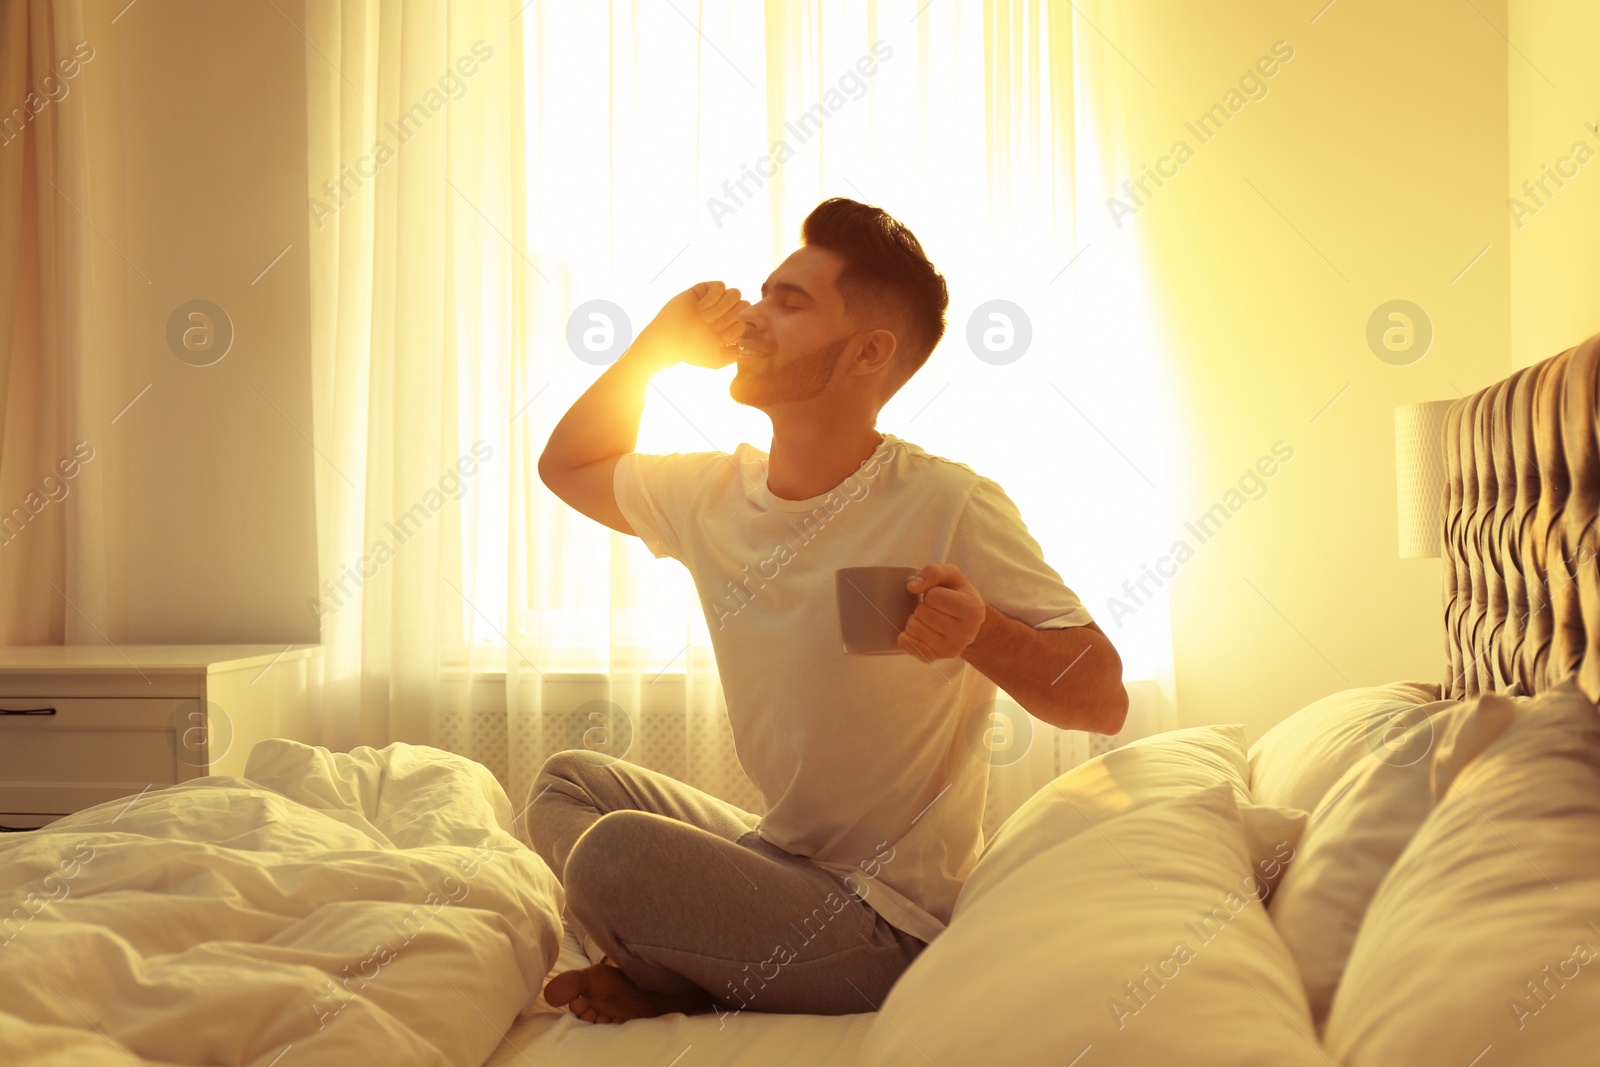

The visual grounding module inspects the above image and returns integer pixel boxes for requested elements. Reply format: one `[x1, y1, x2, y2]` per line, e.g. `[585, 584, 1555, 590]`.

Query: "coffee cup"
[836, 566, 921, 655]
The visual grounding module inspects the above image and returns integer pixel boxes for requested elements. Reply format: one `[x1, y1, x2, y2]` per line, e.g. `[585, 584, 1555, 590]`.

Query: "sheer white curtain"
[302, 0, 1177, 837]
[300, 0, 530, 755]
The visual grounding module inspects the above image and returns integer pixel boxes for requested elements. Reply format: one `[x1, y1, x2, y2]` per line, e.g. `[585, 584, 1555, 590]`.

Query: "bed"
[3, 336, 1597, 1066]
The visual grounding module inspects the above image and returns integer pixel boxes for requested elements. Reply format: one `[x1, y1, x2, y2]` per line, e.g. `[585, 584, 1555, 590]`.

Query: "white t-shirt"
[612, 432, 1092, 943]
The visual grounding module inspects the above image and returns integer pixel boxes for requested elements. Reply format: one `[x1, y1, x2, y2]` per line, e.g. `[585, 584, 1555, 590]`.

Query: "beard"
[729, 335, 849, 409]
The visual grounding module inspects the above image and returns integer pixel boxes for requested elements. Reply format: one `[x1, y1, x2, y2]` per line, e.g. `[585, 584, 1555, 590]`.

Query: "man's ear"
[850, 328, 899, 376]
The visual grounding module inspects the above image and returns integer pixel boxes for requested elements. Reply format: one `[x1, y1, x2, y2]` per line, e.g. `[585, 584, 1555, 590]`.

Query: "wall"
[1507, 0, 1600, 369]
[1116, 0, 1512, 740]
[111, 0, 318, 643]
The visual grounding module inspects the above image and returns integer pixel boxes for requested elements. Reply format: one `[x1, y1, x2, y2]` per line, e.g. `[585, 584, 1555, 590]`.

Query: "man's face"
[729, 246, 857, 410]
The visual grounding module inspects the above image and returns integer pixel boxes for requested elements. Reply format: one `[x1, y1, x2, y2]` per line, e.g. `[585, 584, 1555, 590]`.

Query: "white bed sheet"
[487, 929, 878, 1067]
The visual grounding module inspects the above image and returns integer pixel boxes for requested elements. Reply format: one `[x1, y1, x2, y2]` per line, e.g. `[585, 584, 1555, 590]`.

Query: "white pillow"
[960, 725, 1254, 915]
[1248, 682, 1444, 813]
[1324, 678, 1600, 1064]
[862, 784, 1328, 1067]
[1269, 691, 1519, 1026]
[1238, 802, 1309, 903]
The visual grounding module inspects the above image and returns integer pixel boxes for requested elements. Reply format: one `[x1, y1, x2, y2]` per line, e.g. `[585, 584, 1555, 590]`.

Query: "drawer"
[0, 697, 199, 816]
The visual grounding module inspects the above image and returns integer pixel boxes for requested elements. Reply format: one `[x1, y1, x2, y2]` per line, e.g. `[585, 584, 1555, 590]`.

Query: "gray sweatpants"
[522, 749, 927, 1016]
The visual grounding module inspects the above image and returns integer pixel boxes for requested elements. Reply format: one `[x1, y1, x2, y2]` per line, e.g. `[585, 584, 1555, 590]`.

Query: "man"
[531, 198, 1127, 1025]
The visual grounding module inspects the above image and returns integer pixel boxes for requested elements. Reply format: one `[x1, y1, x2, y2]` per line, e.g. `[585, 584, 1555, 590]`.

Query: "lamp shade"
[1394, 400, 1454, 559]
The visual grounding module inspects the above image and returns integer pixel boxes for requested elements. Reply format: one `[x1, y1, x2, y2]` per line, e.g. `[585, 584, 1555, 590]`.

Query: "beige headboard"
[1443, 333, 1600, 702]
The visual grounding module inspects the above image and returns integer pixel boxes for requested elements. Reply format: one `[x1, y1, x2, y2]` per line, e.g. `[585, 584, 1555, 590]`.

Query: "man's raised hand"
[686, 281, 752, 367]
[638, 281, 752, 370]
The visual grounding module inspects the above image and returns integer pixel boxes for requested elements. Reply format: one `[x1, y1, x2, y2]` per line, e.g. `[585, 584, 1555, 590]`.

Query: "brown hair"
[800, 198, 949, 399]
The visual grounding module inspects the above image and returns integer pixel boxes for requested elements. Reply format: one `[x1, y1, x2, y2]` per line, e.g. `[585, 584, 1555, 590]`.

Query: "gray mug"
[836, 566, 921, 655]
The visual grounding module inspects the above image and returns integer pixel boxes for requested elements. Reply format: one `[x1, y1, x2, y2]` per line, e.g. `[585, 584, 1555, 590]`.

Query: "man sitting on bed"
[529, 197, 1127, 1025]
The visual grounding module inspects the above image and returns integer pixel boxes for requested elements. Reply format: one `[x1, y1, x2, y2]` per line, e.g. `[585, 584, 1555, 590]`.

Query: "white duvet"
[0, 740, 565, 1067]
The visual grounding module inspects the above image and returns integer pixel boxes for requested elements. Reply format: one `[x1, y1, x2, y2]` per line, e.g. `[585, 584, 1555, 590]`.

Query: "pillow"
[960, 725, 1254, 915]
[1323, 678, 1600, 1065]
[1248, 682, 1445, 813]
[862, 784, 1328, 1067]
[1268, 691, 1520, 1026]
[1238, 802, 1309, 903]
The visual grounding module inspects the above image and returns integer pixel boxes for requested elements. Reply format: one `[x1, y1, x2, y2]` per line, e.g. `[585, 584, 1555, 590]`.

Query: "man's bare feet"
[543, 960, 714, 1025]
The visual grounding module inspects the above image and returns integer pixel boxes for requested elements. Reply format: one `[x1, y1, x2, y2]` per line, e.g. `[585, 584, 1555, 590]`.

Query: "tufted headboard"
[1442, 333, 1600, 702]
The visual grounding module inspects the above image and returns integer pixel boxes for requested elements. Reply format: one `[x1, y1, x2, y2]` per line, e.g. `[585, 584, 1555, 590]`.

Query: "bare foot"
[544, 961, 713, 1025]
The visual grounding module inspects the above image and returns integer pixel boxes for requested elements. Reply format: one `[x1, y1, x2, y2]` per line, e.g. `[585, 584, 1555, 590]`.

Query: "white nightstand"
[0, 645, 320, 830]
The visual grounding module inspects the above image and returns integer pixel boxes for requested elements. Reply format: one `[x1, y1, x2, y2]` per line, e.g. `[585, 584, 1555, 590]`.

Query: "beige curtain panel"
[0, 0, 129, 648]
